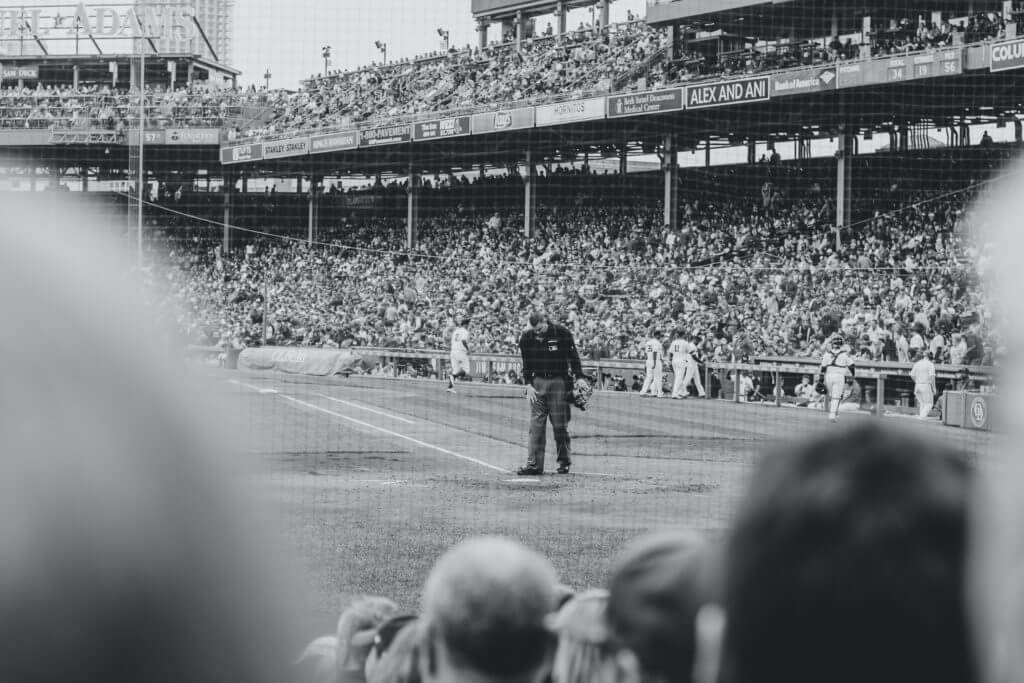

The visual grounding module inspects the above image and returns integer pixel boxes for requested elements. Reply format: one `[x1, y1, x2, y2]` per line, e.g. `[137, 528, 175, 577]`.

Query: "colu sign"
[0, 3, 197, 40]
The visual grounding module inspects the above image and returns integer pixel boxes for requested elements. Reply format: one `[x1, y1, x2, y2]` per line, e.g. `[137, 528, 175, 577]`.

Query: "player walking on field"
[819, 335, 855, 422]
[910, 350, 937, 419]
[683, 333, 707, 398]
[669, 329, 692, 399]
[446, 317, 471, 393]
[639, 330, 665, 397]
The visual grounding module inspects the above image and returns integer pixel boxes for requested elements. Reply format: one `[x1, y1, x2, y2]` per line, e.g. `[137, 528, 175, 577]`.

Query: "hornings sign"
[0, 3, 197, 40]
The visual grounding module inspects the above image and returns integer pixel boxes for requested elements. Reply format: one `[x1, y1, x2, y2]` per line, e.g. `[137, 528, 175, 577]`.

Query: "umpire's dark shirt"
[519, 324, 584, 383]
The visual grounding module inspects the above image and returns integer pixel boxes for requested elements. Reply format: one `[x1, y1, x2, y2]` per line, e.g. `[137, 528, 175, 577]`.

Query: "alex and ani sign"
[685, 76, 770, 109]
[0, 3, 198, 40]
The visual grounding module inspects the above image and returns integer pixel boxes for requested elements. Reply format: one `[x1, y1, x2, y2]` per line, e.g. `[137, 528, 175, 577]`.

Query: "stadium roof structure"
[648, 0, 1013, 32]
[472, 0, 603, 22]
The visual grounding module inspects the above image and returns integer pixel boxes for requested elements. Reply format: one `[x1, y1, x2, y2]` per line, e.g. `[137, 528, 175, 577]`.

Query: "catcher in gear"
[819, 335, 856, 423]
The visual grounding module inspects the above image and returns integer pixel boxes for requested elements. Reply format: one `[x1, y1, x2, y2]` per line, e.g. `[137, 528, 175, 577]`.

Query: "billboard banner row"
[222, 47, 967, 163]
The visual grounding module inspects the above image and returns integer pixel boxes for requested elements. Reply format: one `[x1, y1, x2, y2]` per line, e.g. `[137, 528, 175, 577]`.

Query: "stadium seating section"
[138, 148, 1000, 367]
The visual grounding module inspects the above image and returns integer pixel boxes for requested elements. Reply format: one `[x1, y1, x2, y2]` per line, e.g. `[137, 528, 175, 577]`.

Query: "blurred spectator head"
[420, 536, 559, 683]
[0, 195, 302, 683]
[718, 423, 973, 683]
[606, 530, 718, 683]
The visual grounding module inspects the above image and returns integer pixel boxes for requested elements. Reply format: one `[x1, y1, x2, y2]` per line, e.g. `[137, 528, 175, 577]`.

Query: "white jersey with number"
[450, 327, 470, 354]
[644, 339, 664, 368]
[668, 339, 691, 365]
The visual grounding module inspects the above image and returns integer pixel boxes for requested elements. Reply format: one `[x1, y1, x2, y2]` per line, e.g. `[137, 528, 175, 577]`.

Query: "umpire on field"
[518, 310, 584, 476]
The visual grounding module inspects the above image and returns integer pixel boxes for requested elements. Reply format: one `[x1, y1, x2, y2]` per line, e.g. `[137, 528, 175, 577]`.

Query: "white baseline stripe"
[229, 379, 277, 394]
[314, 392, 416, 425]
[278, 394, 510, 474]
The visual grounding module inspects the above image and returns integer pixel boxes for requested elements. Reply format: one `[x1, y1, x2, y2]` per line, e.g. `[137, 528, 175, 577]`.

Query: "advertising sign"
[685, 76, 769, 109]
[471, 106, 534, 134]
[882, 49, 961, 83]
[263, 136, 310, 159]
[1, 64, 38, 80]
[413, 115, 471, 141]
[535, 97, 606, 126]
[165, 128, 220, 145]
[220, 142, 262, 165]
[771, 67, 836, 97]
[359, 124, 411, 147]
[0, 4, 197, 41]
[837, 62, 867, 88]
[991, 38, 1024, 72]
[310, 130, 358, 154]
[607, 88, 683, 118]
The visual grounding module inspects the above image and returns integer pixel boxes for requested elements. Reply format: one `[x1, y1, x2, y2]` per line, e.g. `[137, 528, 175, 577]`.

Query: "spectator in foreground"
[708, 423, 974, 683]
[419, 536, 559, 683]
[606, 531, 718, 683]
[0, 195, 304, 683]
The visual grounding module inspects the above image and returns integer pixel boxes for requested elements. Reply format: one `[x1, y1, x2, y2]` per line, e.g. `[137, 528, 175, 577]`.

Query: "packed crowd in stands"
[0, 11, 1007, 134]
[0, 81, 263, 130]
[246, 10, 1009, 137]
[247, 21, 666, 137]
[150, 152, 999, 371]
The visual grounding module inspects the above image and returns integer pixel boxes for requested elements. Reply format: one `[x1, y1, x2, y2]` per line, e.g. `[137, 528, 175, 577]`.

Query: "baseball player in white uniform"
[683, 334, 707, 398]
[639, 331, 665, 397]
[910, 350, 937, 419]
[819, 335, 855, 423]
[668, 330, 691, 399]
[447, 317, 471, 393]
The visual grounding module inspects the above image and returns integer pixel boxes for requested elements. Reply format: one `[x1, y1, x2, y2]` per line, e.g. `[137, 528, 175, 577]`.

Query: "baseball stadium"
[1, 1, 1020, 682]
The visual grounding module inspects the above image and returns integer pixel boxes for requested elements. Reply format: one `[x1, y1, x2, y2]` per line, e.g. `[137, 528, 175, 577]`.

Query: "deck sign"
[685, 76, 769, 110]
[607, 88, 683, 118]
[991, 38, 1024, 72]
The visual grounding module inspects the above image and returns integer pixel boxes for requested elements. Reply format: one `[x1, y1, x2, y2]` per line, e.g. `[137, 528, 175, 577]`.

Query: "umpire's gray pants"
[528, 376, 571, 470]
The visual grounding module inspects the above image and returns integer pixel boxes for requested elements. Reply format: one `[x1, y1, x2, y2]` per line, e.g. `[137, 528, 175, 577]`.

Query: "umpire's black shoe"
[556, 464, 571, 474]
[517, 466, 544, 476]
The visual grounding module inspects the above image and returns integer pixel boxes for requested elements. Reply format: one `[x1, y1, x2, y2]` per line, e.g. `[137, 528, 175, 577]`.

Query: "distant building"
[134, 0, 234, 65]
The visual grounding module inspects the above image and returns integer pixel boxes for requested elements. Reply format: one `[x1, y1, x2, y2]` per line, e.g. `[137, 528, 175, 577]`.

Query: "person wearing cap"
[298, 596, 399, 683]
[910, 349, 937, 419]
[605, 531, 718, 683]
[418, 536, 559, 683]
[365, 615, 420, 683]
[518, 310, 585, 476]
[819, 335, 855, 423]
[545, 589, 624, 683]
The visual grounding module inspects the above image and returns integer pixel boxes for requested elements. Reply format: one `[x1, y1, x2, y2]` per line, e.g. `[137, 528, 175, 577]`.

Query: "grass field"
[198, 369, 997, 645]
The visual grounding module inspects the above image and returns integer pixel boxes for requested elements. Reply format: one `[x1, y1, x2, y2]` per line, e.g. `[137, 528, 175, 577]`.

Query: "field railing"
[355, 347, 997, 418]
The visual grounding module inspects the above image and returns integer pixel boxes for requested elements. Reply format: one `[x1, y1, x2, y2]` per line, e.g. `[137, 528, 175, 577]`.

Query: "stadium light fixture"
[321, 46, 332, 76]
[375, 40, 388, 63]
[437, 28, 450, 50]
[263, 69, 271, 89]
